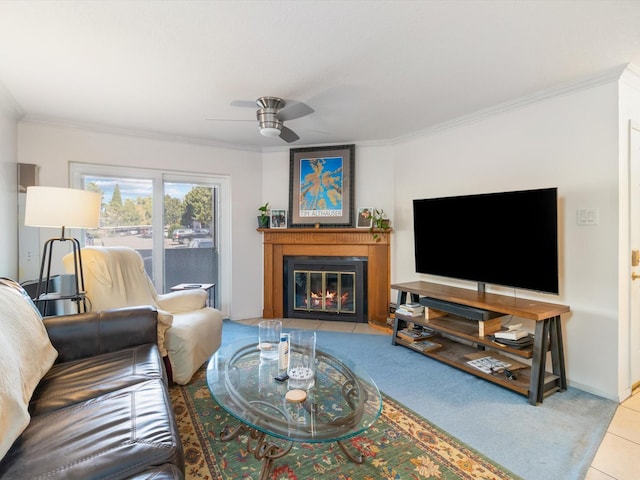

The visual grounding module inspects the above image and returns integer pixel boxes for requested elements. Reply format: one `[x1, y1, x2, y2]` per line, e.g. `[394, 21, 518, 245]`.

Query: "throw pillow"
[0, 279, 58, 460]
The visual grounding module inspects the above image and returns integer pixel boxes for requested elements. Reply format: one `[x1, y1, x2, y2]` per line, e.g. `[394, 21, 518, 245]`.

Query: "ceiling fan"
[208, 96, 314, 143]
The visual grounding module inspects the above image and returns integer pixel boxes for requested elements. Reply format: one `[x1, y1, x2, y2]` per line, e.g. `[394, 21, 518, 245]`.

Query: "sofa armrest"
[43, 306, 158, 363]
[156, 289, 207, 312]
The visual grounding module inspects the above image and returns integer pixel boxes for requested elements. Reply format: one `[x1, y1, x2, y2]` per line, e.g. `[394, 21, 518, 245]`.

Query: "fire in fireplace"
[294, 270, 355, 313]
[284, 256, 367, 322]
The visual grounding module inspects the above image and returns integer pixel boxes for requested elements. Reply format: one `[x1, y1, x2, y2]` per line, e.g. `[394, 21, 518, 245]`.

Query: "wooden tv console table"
[391, 281, 570, 405]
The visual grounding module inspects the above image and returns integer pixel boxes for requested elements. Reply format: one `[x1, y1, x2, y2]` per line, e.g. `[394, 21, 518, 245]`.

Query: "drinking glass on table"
[287, 330, 316, 389]
[258, 320, 281, 361]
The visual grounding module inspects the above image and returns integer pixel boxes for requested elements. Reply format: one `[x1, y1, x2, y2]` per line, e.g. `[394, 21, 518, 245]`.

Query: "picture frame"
[288, 144, 355, 228]
[270, 209, 287, 228]
[356, 207, 373, 228]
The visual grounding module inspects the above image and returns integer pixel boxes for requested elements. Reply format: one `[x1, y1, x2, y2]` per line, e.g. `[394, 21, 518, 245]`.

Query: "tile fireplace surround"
[260, 228, 391, 326]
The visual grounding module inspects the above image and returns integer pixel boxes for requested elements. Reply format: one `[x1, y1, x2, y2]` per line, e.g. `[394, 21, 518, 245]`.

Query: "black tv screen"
[413, 187, 559, 294]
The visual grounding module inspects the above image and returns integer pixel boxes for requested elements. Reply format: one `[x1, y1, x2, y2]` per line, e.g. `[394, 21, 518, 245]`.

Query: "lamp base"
[34, 236, 87, 315]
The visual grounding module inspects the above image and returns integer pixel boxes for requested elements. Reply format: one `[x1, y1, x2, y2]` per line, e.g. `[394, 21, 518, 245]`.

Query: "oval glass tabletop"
[206, 338, 382, 444]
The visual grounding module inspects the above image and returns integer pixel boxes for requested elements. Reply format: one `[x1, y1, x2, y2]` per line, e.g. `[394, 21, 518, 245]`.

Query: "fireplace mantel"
[260, 228, 391, 326]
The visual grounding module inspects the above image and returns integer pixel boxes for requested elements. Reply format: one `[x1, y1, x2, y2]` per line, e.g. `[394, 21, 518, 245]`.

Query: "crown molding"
[0, 79, 24, 119]
[393, 65, 630, 143]
[19, 115, 393, 153]
[14, 63, 637, 152]
[19, 115, 263, 152]
[620, 63, 640, 90]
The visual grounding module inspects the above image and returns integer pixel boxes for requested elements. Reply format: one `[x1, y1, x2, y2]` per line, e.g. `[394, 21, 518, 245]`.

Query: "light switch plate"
[577, 208, 599, 226]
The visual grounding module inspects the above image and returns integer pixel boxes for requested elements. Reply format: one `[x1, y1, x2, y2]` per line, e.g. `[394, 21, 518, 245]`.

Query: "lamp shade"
[24, 186, 101, 229]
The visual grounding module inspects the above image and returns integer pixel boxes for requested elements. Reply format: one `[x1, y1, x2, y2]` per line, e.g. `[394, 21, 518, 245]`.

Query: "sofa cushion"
[0, 278, 58, 460]
[124, 464, 184, 479]
[30, 343, 165, 415]
[0, 379, 184, 480]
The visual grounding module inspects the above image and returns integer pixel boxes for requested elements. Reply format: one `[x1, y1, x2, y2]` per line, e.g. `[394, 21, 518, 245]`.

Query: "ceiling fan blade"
[229, 100, 259, 108]
[277, 101, 314, 122]
[279, 125, 300, 143]
[205, 117, 254, 122]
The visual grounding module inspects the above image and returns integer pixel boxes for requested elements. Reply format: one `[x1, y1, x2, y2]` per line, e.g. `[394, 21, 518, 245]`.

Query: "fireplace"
[284, 256, 367, 322]
[260, 228, 391, 326]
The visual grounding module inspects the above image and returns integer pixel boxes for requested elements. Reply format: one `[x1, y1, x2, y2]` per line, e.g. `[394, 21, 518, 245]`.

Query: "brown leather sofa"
[0, 279, 184, 479]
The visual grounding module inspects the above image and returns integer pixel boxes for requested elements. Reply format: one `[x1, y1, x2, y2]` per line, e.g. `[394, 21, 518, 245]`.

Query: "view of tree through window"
[84, 177, 214, 251]
[74, 167, 220, 301]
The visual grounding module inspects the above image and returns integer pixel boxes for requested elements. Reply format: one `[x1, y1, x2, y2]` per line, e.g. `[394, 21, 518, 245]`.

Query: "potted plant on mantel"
[370, 208, 391, 241]
[258, 202, 270, 228]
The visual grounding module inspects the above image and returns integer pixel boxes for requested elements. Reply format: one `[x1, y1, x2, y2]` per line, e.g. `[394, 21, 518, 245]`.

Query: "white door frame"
[629, 121, 640, 392]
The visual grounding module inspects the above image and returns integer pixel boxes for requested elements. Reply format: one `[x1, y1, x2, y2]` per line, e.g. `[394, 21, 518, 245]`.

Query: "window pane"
[84, 176, 154, 277]
[164, 182, 218, 305]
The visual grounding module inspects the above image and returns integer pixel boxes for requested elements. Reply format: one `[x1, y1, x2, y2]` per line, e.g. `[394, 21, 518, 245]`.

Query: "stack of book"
[410, 339, 442, 353]
[388, 303, 397, 319]
[492, 329, 534, 348]
[397, 327, 433, 342]
[494, 329, 529, 340]
[395, 302, 424, 317]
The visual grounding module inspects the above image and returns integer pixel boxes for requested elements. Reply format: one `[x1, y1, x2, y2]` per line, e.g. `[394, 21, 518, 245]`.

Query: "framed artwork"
[271, 209, 287, 228]
[288, 144, 355, 227]
[356, 207, 373, 228]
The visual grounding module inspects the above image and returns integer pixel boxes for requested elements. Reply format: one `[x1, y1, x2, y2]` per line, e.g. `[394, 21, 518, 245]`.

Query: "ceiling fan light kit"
[209, 96, 311, 143]
[257, 99, 284, 137]
[260, 126, 281, 137]
[257, 98, 286, 138]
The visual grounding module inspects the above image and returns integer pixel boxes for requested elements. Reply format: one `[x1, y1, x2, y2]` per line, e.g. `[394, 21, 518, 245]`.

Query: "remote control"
[274, 372, 289, 382]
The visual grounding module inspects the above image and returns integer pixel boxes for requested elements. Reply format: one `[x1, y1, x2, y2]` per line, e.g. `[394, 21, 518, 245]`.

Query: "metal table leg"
[220, 423, 292, 480]
[529, 319, 550, 405]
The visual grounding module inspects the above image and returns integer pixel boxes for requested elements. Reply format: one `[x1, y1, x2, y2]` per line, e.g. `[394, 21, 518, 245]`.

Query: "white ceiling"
[1, 1, 640, 150]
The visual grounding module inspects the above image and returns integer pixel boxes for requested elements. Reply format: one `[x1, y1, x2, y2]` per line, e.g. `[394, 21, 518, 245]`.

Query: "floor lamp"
[24, 186, 101, 314]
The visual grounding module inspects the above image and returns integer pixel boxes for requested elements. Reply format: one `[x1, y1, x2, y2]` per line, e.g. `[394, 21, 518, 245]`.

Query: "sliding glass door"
[71, 164, 225, 309]
[163, 181, 218, 305]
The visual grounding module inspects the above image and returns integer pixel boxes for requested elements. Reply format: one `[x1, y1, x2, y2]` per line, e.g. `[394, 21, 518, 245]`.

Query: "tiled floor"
[587, 388, 640, 479]
[234, 318, 638, 479]
[233, 317, 390, 336]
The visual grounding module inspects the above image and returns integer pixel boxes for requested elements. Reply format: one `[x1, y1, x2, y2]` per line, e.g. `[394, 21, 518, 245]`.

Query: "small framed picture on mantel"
[356, 207, 373, 228]
[271, 209, 287, 228]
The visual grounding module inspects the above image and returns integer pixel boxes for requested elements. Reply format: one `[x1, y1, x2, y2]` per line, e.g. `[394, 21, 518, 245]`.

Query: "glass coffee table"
[206, 338, 382, 480]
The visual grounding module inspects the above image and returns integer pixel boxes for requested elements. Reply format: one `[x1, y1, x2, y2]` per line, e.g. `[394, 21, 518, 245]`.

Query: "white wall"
[17, 122, 264, 320]
[0, 88, 18, 278]
[392, 80, 621, 399]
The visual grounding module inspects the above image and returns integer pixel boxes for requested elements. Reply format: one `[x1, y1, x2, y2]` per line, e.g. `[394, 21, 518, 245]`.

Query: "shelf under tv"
[391, 281, 570, 405]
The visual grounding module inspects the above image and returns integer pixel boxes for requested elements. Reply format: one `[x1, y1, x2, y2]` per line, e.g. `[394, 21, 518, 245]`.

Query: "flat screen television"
[413, 187, 559, 294]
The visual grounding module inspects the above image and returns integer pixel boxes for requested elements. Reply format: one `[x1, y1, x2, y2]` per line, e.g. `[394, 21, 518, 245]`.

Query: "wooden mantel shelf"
[258, 227, 392, 244]
[260, 228, 391, 325]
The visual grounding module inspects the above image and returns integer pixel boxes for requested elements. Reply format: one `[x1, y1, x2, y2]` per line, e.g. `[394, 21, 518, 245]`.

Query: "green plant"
[370, 208, 390, 241]
[257, 202, 270, 228]
[258, 202, 270, 219]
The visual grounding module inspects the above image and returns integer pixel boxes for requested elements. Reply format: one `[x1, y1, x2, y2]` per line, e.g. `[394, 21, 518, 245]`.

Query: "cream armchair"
[62, 246, 222, 384]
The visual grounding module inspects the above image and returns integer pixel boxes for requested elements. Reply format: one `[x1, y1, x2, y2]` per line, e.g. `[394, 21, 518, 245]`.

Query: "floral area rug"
[169, 367, 521, 480]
